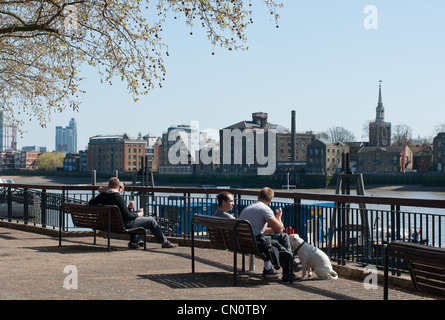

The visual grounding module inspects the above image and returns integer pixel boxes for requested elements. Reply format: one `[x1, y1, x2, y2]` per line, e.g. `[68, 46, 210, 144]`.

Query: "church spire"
[378, 80, 383, 105]
[376, 80, 384, 121]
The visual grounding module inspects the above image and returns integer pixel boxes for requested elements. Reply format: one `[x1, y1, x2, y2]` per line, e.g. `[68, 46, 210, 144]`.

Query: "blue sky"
[18, 0, 445, 151]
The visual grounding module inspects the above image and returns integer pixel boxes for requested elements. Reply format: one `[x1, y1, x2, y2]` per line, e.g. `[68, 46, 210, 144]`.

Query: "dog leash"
[293, 241, 305, 255]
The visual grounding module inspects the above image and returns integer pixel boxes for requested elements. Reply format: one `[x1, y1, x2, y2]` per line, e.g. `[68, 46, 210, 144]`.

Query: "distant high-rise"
[0, 112, 18, 152]
[0, 112, 4, 152]
[55, 118, 77, 153]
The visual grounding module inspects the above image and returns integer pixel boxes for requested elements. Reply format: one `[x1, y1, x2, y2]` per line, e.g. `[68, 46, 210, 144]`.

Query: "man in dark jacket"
[89, 177, 177, 249]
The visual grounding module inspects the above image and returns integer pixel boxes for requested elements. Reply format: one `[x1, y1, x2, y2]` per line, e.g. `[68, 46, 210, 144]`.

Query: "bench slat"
[411, 262, 445, 278]
[414, 272, 445, 286]
[384, 240, 445, 299]
[192, 214, 294, 286]
[59, 203, 146, 251]
[386, 242, 445, 265]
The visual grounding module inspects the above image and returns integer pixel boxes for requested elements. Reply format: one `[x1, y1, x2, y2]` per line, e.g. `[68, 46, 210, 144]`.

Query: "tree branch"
[0, 23, 58, 34]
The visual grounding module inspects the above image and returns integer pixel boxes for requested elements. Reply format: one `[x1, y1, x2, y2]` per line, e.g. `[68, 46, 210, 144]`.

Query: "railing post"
[61, 190, 66, 232]
[384, 253, 389, 300]
[294, 198, 301, 235]
[59, 204, 63, 247]
[395, 205, 401, 241]
[41, 189, 47, 227]
[92, 170, 97, 198]
[191, 220, 195, 273]
[186, 192, 192, 239]
[23, 188, 29, 224]
[390, 205, 396, 242]
[7, 187, 12, 222]
[341, 202, 346, 265]
[392, 205, 402, 276]
[232, 193, 240, 218]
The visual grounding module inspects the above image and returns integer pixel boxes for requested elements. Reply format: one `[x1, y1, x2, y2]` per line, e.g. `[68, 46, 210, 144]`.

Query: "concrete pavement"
[0, 223, 440, 302]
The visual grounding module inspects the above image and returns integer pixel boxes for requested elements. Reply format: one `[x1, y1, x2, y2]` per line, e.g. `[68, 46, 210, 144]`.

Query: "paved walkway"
[0, 225, 440, 303]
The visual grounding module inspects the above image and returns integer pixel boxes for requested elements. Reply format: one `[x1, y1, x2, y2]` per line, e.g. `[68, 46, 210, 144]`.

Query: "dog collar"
[294, 241, 305, 254]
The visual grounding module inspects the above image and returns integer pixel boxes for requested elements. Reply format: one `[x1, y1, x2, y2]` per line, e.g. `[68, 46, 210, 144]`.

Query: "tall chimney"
[291, 110, 296, 161]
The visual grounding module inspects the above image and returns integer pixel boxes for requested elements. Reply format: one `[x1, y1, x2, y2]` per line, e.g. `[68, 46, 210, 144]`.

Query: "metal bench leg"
[191, 225, 195, 273]
[107, 209, 111, 252]
[107, 231, 110, 252]
[233, 249, 238, 286]
[249, 254, 255, 271]
[289, 254, 293, 284]
[59, 208, 63, 247]
[143, 232, 147, 250]
[242, 253, 246, 272]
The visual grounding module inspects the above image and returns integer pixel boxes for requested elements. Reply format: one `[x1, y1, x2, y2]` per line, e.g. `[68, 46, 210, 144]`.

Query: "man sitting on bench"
[239, 187, 295, 282]
[215, 191, 236, 219]
[89, 177, 177, 249]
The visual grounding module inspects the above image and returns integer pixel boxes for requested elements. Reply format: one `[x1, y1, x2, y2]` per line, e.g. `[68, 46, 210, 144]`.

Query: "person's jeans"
[262, 232, 292, 276]
[125, 216, 167, 244]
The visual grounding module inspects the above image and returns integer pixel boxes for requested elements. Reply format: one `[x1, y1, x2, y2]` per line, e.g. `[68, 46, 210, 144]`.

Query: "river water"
[279, 185, 445, 212]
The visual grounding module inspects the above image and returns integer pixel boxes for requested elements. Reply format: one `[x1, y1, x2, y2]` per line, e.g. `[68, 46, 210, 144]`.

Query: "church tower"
[369, 81, 391, 147]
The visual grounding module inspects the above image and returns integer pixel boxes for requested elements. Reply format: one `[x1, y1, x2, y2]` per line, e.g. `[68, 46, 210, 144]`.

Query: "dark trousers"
[125, 217, 167, 244]
[257, 232, 292, 275]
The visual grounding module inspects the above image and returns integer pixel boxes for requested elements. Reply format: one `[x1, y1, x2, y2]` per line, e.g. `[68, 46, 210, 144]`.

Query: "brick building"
[87, 134, 146, 174]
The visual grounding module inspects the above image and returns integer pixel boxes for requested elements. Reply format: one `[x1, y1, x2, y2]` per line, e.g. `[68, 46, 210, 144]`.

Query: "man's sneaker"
[293, 257, 303, 272]
[162, 241, 178, 248]
[138, 241, 145, 248]
[282, 273, 301, 282]
[262, 268, 279, 279]
[128, 241, 140, 249]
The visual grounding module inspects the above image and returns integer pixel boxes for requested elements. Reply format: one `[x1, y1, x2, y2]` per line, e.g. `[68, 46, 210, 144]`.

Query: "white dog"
[289, 234, 338, 280]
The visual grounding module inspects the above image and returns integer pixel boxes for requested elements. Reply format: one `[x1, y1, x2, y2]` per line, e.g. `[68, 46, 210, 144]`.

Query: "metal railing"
[1, 183, 445, 273]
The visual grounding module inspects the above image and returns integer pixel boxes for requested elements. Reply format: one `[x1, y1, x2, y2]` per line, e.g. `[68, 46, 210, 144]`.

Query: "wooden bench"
[59, 203, 147, 252]
[384, 241, 445, 299]
[191, 214, 293, 286]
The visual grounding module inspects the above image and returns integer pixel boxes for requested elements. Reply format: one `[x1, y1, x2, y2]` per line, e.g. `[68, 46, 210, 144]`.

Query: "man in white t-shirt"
[239, 187, 294, 281]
